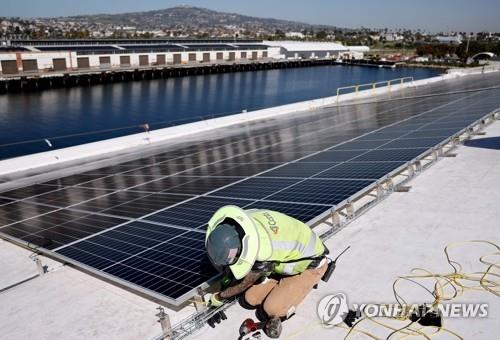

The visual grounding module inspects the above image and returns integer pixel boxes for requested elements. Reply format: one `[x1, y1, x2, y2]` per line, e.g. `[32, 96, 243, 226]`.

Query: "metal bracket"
[345, 201, 355, 218]
[32, 255, 47, 276]
[384, 178, 395, 192]
[407, 163, 415, 178]
[156, 306, 173, 340]
[414, 160, 422, 173]
[193, 288, 207, 312]
[330, 206, 341, 229]
[376, 181, 385, 199]
[435, 147, 444, 157]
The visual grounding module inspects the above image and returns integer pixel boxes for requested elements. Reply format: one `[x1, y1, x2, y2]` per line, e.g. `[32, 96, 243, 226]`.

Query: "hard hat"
[206, 223, 242, 266]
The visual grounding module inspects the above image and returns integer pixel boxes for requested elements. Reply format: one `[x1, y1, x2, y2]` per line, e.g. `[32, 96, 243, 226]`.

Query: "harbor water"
[0, 65, 441, 160]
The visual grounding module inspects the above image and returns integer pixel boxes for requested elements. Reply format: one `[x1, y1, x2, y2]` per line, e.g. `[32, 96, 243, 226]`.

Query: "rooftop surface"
[1, 117, 499, 340]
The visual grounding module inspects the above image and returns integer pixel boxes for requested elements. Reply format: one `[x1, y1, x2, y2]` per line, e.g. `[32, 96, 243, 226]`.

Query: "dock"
[0, 58, 339, 94]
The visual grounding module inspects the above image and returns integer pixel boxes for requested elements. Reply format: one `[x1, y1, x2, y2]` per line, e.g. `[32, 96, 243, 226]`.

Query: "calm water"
[0, 65, 441, 159]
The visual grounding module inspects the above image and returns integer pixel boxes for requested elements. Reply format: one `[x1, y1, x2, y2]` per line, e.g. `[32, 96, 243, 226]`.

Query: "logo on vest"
[262, 212, 279, 234]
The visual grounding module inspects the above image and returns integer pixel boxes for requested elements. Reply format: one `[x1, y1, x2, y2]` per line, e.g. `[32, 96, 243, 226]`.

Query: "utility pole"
[465, 33, 470, 56]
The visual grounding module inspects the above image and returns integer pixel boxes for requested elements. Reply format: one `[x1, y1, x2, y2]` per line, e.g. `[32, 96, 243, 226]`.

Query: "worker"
[205, 205, 329, 338]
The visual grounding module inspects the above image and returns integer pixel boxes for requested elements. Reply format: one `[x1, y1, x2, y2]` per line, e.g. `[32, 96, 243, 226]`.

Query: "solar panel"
[314, 161, 407, 180]
[357, 131, 410, 141]
[0, 201, 57, 227]
[244, 201, 329, 223]
[1, 184, 61, 199]
[299, 150, 366, 163]
[266, 179, 373, 205]
[1, 209, 128, 250]
[403, 129, 463, 139]
[378, 138, 448, 149]
[1, 82, 499, 305]
[211, 177, 298, 200]
[260, 162, 341, 178]
[24, 187, 111, 207]
[43, 174, 110, 187]
[73, 192, 194, 218]
[56, 223, 218, 300]
[331, 140, 392, 150]
[352, 148, 429, 162]
[0, 198, 13, 206]
[36, 45, 118, 51]
[144, 196, 252, 230]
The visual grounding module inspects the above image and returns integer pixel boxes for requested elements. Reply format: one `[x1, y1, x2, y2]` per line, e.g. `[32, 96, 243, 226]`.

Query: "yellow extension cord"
[286, 240, 500, 340]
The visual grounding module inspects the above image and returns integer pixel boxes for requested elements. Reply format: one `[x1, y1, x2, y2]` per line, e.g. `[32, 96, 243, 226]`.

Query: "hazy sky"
[3, 0, 500, 32]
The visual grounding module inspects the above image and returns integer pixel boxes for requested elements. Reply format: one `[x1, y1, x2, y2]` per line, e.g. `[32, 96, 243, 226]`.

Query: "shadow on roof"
[464, 137, 500, 150]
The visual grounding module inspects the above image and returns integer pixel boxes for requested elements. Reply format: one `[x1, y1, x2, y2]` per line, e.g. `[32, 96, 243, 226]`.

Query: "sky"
[3, 0, 500, 32]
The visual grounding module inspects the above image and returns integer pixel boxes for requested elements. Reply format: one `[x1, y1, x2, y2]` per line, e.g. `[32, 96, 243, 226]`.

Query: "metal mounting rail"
[336, 76, 414, 103]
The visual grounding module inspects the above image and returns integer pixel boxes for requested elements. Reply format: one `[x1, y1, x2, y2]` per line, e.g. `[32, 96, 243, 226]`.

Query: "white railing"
[336, 77, 414, 103]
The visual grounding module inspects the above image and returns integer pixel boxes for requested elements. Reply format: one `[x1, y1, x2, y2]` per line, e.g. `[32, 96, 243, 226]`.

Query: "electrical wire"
[286, 240, 499, 340]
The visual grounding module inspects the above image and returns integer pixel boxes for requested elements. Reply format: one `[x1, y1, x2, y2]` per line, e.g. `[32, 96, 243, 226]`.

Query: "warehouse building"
[0, 39, 270, 75]
[0, 39, 369, 76]
[264, 41, 369, 60]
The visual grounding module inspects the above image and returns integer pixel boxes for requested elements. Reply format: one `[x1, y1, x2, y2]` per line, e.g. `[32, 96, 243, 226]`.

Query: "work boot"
[264, 316, 282, 339]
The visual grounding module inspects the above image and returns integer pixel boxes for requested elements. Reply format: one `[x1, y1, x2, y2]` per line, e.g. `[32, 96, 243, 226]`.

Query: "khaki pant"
[244, 264, 328, 318]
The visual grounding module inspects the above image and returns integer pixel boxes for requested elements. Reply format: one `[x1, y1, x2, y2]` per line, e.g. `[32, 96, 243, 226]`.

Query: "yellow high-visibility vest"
[206, 205, 325, 279]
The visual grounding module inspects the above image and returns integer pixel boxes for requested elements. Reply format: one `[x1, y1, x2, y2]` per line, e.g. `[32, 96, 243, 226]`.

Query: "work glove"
[209, 292, 224, 307]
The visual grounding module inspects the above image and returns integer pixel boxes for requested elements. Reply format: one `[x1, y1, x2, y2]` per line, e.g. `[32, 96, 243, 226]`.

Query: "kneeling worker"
[205, 205, 330, 338]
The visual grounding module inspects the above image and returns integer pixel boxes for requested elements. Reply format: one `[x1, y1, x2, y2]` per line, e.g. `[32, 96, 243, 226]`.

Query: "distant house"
[435, 35, 463, 44]
[383, 33, 404, 42]
[413, 56, 430, 62]
[285, 32, 305, 39]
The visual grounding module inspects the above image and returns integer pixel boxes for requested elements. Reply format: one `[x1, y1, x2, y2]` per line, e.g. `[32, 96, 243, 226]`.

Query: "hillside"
[63, 5, 335, 33]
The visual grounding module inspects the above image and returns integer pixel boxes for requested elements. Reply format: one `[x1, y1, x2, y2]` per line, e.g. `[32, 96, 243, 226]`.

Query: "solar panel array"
[34, 43, 267, 54]
[1, 83, 499, 304]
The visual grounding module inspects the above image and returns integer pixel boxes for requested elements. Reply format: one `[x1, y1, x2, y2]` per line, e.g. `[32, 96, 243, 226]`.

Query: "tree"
[315, 31, 327, 40]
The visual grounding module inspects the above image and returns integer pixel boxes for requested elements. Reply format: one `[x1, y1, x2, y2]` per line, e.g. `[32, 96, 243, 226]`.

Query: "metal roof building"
[264, 40, 368, 59]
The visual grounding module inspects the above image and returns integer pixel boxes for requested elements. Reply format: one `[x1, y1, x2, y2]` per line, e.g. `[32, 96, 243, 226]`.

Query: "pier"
[0, 58, 340, 94]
